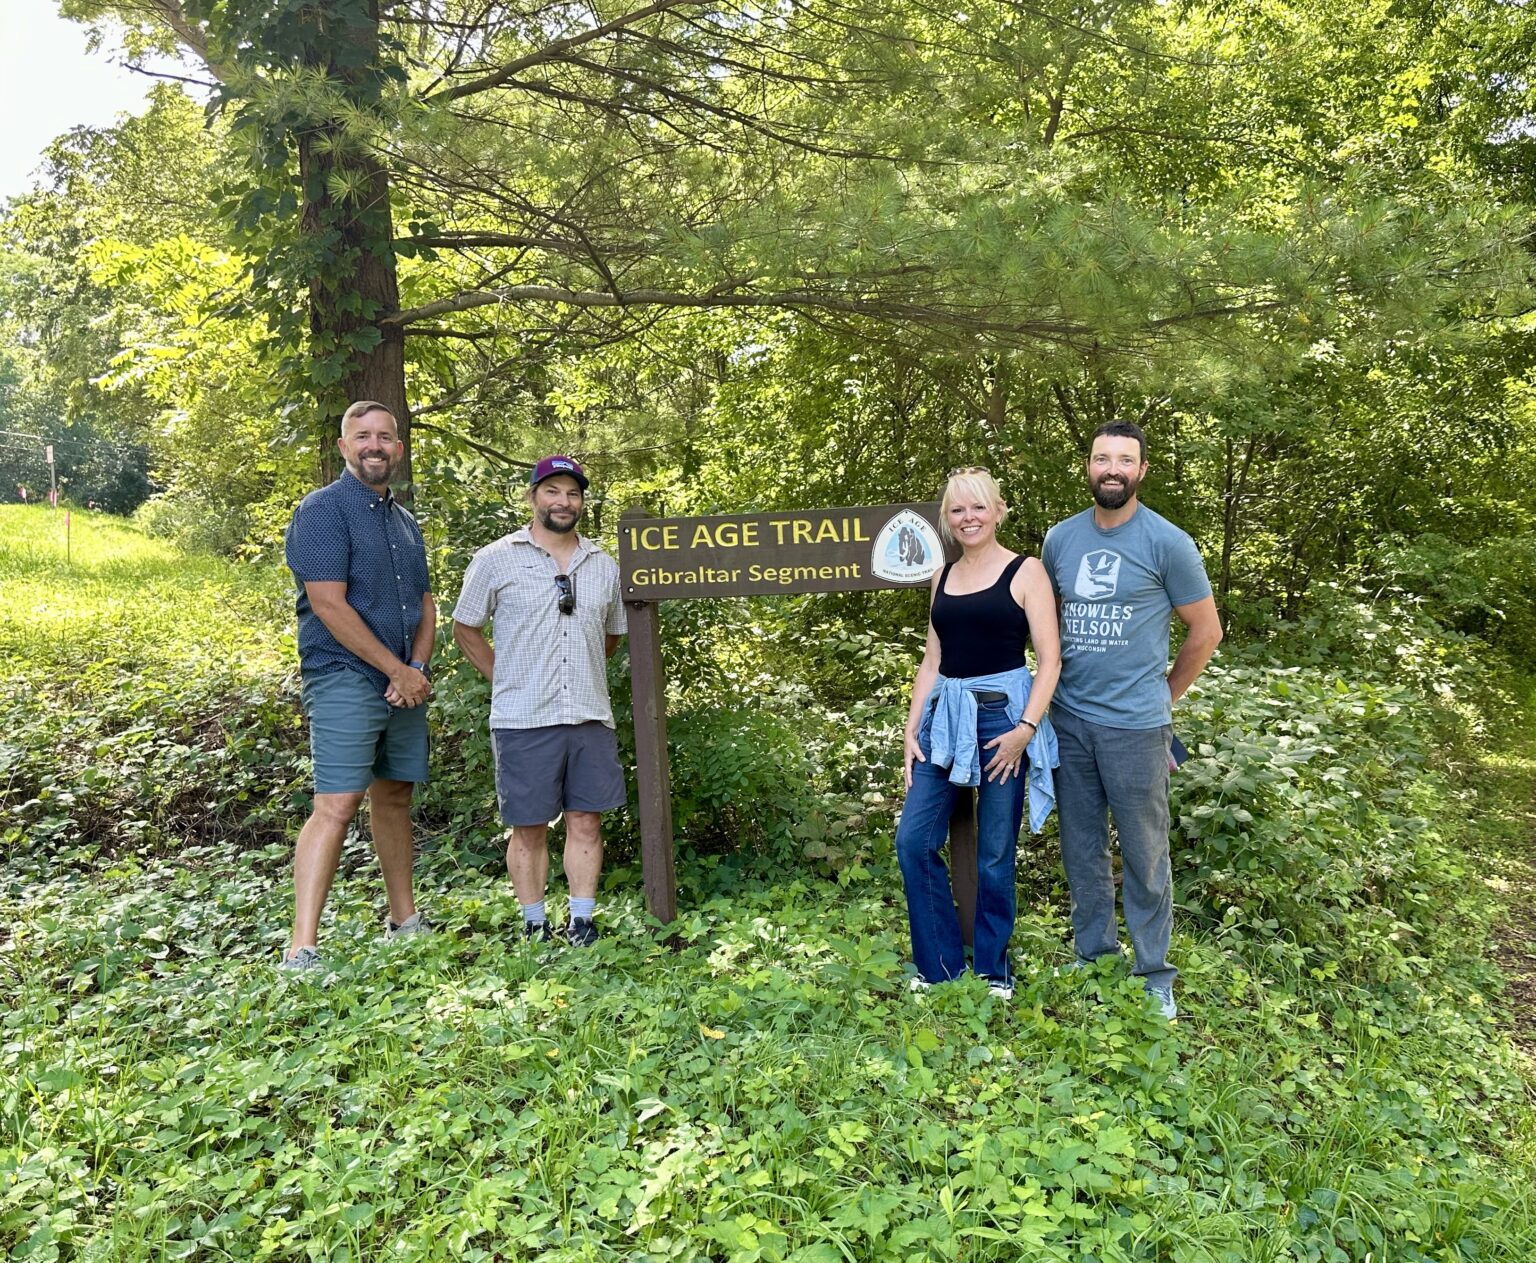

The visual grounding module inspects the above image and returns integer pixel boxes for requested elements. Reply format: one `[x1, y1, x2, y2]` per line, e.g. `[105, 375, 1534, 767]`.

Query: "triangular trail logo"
[871, 510, 944, 583]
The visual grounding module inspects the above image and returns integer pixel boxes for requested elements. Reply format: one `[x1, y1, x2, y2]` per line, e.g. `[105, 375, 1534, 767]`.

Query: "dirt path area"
[1475, 684, 1536, 1058]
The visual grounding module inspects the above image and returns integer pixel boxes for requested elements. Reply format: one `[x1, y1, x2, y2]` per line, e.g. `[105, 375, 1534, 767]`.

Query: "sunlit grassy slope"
[0, 503, 289, 672]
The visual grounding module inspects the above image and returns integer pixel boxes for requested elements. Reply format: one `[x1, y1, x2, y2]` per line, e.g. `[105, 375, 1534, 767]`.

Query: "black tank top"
[931, 555, 1030, 678]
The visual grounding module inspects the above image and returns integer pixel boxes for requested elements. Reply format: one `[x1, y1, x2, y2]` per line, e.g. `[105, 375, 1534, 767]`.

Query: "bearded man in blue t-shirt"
[1040, 421, 1224, 1020]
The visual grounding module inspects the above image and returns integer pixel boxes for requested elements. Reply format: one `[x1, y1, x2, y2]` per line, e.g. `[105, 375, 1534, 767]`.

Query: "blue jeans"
[1052, 707, 1176, 990]
[896, 696, 1025, 984]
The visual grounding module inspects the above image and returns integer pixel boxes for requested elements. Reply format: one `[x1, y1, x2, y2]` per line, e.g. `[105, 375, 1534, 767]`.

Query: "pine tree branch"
[383, 283, 1104, 340]
[420, 0, 703, 106]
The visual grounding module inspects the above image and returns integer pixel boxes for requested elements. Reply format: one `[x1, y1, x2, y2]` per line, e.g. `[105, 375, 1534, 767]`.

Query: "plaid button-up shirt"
[452, 527, 626, 730]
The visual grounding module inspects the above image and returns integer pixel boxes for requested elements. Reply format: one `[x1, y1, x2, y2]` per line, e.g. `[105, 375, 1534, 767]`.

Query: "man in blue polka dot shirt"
[279, 401, 437, 972]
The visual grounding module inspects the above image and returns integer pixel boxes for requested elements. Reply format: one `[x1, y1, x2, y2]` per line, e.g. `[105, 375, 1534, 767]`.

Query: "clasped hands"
[385, 665, 432, 709]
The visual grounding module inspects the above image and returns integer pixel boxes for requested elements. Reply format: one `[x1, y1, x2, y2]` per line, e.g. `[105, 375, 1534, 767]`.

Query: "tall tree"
[61, 0, 1527, 488]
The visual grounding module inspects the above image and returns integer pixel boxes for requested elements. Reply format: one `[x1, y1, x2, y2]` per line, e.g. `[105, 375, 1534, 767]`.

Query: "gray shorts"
[492, 723, 626, 825]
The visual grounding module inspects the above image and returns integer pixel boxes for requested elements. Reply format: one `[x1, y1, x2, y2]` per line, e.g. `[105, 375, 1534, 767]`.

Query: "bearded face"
[338, 409, 402, 488]
[1090, 465, 1143, 510]
[1087, 437, 1147, 511]
[530, 476, 585, 534]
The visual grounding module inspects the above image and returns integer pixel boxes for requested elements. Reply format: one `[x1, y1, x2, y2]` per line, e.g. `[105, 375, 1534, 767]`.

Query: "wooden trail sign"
[621, 502, 951, 601]
[621, 503, 982, 939]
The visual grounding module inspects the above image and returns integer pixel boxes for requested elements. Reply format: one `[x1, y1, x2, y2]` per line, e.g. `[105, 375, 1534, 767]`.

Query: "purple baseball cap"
[529, 455, 588, 490]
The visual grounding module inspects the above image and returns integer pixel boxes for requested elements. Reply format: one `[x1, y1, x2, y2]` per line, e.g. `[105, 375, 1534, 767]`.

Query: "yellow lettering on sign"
[628, 524, 679, 551]
[686, 521, 761, 548]
[638, 513, 870, 558]
[629, 525, 672, 550]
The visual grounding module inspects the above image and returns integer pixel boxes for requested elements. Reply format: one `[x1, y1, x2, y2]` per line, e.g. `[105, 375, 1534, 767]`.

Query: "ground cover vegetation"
[3, 0, 1536, 1256]
[4, 507, 1536, 1260]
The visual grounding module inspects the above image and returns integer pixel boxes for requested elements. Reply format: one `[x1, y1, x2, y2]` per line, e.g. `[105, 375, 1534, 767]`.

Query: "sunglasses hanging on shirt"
[554, 573, 575, 615]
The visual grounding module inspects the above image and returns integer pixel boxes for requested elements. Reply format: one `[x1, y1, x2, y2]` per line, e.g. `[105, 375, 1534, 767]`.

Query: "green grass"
[0, 505, 304, 856]
[0, 504, 289, 673]
[3, 505, 1536, 1261]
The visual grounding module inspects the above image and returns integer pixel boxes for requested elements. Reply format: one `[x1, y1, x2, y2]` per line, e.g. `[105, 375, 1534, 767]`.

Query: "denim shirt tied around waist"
[922, 666, 1059, 833]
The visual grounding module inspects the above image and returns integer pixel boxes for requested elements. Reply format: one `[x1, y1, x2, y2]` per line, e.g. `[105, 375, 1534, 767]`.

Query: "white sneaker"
[987, 981, 1015, 1001]
[908, 976, 932, 993]
[1147, 986, 1178, 1020]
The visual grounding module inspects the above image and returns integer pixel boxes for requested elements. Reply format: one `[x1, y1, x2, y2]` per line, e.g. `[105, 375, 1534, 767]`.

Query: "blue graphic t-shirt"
[1040, 505, 1212, 730]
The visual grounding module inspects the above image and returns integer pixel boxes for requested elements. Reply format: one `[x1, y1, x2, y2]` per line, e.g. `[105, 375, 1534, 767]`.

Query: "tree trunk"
[1220, 435, 1258, 605]
[297, 1, 411, 490]
[983, 357, 1009, 431]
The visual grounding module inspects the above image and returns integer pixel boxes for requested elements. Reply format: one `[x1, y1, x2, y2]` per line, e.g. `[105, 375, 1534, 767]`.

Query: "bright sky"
[0, 4, 176, 200]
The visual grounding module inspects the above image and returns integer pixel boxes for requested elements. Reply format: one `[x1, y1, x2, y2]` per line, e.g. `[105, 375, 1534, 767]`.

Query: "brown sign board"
[620, 502, 948, 601]
[619, 499, 977, 939]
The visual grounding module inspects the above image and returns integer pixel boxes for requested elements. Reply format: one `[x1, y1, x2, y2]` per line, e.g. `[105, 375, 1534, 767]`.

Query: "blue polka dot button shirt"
[284, 469, 432, 692]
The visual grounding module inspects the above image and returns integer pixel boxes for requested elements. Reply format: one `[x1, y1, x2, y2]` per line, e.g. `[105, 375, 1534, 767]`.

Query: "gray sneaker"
[279, 946, 322, 972]
[1147, 986, 1178, 1020]
[385, 911, 432, 937]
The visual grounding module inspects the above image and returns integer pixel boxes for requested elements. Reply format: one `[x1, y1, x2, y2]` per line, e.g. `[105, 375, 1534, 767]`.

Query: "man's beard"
[1091, 472, 1140, 510]
[538, 504, 582, 534]
[350, 450, 399, 488]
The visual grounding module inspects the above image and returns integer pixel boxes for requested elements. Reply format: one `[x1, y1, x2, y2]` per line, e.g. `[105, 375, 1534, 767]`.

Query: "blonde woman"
[897, 468, 1060, 997]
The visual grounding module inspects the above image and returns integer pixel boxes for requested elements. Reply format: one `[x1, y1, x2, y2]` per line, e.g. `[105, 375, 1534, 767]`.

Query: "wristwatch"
[409, 659, 432, 681]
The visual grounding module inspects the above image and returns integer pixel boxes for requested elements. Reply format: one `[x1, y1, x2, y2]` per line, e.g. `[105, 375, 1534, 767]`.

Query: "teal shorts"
[301, 668, 429, 793]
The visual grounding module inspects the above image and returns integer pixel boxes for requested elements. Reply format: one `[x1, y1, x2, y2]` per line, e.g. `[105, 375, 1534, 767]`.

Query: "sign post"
[621, 502, 980, 936]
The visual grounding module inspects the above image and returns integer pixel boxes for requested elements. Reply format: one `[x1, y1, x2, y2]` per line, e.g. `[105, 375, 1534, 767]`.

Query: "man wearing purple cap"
[453, 456, 628, 945]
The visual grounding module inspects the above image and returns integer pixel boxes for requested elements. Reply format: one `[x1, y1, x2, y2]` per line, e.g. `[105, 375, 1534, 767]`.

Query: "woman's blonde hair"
[939, 466, 1007, 543]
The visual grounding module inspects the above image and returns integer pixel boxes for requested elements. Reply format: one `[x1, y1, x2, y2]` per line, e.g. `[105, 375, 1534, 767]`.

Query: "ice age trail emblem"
[1075, 549, 1121, 599]
[871, 510, 944, 583]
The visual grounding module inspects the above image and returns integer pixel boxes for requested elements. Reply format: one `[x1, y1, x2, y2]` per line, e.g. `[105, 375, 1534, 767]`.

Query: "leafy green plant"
[5, 505, 1536, 1263]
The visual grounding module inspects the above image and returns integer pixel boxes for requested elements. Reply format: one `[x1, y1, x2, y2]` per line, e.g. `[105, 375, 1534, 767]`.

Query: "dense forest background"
[2, 0, 1532, 665]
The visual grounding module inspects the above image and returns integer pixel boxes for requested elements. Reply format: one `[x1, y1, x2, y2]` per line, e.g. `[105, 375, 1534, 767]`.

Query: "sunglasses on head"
[554, 573, 575, 615]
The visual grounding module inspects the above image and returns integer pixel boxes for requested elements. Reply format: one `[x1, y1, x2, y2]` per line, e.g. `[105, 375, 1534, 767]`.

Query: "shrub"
[1171, 662, 1485, 981]
[662, 689, 903, 873]
[134, 491, 253, 557]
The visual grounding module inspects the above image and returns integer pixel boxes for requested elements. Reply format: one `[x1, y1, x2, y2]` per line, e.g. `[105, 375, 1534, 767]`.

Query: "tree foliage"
[0, 0, 1530, 651]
